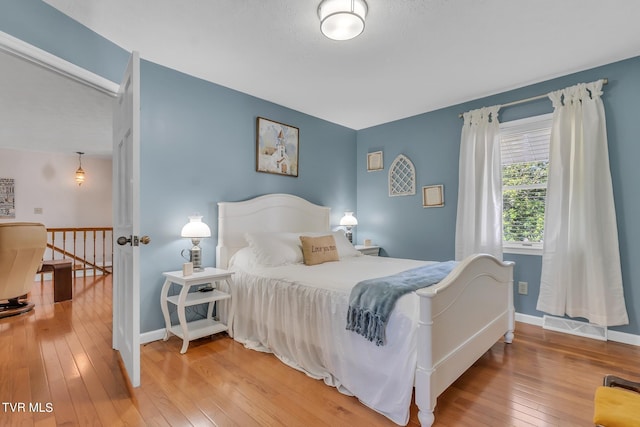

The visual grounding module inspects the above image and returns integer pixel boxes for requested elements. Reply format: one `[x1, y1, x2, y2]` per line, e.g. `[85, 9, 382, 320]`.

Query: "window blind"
[500, 114, 553, 165]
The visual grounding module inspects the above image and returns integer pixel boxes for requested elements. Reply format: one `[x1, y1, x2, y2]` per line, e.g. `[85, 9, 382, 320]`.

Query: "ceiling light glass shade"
[75, 151, 85, 186]
[75, 167, 85, 185]
[318, 0, 368, 41]
[180, 215, 211, 238]
[339, 211, 358, 227]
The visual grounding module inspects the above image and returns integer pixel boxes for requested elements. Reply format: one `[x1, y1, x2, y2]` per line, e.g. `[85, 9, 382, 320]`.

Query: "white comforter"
[229, 255, 434, 425]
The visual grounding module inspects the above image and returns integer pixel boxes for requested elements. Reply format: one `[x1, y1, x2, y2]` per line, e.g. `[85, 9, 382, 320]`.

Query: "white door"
[112, 51, 142, 387]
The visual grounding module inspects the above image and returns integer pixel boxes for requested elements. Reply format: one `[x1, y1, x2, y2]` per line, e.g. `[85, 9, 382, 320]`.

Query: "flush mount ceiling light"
[318, 0, 368, 41]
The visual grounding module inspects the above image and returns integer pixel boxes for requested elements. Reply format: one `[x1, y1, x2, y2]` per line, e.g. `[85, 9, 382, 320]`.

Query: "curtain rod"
[457, 78, 608, 118]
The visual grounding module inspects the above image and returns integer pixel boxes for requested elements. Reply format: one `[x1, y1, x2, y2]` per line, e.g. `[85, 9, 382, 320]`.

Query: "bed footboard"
[414, 254, 514, 426]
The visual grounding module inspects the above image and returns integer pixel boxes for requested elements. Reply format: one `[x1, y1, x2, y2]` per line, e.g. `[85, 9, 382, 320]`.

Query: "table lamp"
[180, 215, 211, 272]
[339, 211, 358, 243]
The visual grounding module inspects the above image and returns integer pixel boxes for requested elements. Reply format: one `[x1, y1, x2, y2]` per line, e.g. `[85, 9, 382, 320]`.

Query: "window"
[500, 114, 553, 254]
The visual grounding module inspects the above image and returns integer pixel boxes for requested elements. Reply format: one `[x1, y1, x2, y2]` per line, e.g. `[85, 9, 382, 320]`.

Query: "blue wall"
[139, 61, 356, 332]
[356, 56, 640, 335]
[0, 0, 357, 333]
[2, 0, 639, 336]
[0, 0, 129, 82]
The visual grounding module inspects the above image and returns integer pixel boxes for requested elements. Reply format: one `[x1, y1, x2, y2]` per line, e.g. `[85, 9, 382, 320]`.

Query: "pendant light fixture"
[318, 0, 368, 41]
[75, 152, 85, 186]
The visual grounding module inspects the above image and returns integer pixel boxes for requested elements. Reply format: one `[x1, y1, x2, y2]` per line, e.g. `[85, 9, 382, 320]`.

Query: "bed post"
[415, 293, 436, 427]
[216, 206, 228, 268]
[216, 245, 228, 269]
[504, 261, 515, 343]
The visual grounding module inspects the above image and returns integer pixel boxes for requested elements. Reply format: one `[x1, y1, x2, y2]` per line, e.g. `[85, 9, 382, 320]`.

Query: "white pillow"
[244, 230, 361, 267]
[331, 230, 362, 258]
[228, 246, 258, 270]
[244, 232, 304, 266]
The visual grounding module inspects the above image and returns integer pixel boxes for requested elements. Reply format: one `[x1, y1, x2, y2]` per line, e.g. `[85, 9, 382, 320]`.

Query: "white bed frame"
[216, 193, 515, 426]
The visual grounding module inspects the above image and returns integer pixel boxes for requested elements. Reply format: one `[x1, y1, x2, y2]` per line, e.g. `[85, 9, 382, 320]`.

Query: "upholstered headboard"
[216, 193, 331, 268]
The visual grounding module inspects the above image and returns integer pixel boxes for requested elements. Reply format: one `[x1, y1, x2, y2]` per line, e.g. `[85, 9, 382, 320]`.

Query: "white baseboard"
[141, 328, 166, 345]
[515, 312, 543, 327]
[607, 329, 640, 346]
[515, 312, 640, 346]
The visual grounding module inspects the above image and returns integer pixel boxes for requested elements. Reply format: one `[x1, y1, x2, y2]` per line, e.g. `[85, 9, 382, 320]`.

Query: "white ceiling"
[0, 49, 114, 157]
[3, 0, 640, 156]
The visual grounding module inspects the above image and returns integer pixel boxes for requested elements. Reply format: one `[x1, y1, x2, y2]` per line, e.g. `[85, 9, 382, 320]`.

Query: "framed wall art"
[367, 151, 383, 171]
[389, 154, 416, 197]
[422, 184, 444, 208]
[256, 117, 299, 177]
[0, 178, 15, 218]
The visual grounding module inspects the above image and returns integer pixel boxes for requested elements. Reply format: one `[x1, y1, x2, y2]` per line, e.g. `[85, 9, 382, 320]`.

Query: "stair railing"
[41, 227, 113, 280]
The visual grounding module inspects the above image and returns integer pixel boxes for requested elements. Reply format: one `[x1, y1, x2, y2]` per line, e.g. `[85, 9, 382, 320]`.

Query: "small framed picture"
[422, 185, 444, 208]
[256, 117, 299, 177]
[367, 151, 383, 171]
[0, 178, 16, 218]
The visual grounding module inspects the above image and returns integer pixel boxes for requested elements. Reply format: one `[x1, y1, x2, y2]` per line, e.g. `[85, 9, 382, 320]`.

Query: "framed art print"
[422, 184, 444, 208]
[367, 151, 383, 171]
[0, 178, 15, 218]
[256, 117, 299, 177]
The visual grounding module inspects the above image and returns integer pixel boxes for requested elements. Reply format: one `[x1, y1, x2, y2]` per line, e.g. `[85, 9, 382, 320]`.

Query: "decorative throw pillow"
[294, 230, 361, 258]
[299, 235, 339, 266]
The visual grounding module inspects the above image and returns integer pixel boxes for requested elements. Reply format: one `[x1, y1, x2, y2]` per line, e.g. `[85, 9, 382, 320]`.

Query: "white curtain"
[536, 80, 628, 326]
[455, 106, 503, 261]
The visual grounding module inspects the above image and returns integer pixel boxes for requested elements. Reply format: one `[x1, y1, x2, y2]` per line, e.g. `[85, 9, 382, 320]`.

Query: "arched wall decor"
[388, 154, 416, 197]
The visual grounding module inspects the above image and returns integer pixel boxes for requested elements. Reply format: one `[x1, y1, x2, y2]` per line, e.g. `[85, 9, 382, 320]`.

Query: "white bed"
[216, 193, 514, 426]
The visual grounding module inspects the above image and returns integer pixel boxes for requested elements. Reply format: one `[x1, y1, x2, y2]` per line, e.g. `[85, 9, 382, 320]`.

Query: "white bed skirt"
[229, 257, 431, 425]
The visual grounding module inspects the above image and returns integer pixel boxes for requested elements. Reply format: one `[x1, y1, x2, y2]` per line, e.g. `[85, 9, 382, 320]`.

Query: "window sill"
[503, 244, 543, 256]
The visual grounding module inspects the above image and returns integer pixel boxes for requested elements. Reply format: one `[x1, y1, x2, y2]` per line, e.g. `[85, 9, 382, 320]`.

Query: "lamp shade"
[318, 0, 368, 41]
[180, 215, 211, 238]
[75, 151, 85, 186]
[75, 167, 85, 185]
[339, 211, 358, 227]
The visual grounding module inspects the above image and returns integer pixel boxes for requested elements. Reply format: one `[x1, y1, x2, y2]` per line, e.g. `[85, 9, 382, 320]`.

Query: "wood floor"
[1, 274, 639, 426]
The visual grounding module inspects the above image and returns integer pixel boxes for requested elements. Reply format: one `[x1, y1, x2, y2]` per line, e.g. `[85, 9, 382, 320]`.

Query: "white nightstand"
[160, 267, 233, 354]
[354, 245, 381, 256]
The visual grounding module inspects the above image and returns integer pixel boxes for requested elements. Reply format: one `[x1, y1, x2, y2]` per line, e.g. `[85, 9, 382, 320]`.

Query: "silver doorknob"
[117, 236, 131, 246]
[117, 235, 150, 246]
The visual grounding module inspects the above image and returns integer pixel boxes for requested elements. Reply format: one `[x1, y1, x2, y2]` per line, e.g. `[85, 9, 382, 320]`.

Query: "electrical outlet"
[34, 207, 43, 214]
[518, 281, 528, 295]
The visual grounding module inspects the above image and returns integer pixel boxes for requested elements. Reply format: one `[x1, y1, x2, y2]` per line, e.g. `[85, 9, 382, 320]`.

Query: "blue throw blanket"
[346, 261, 457, 346]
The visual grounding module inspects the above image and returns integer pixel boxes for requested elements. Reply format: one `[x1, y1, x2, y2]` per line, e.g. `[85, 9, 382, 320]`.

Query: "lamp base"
[182, 244, 205, 272]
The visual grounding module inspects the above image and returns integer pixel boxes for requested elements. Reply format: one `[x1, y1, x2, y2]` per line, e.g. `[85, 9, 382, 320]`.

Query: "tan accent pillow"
[299, 235, 339, 266]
